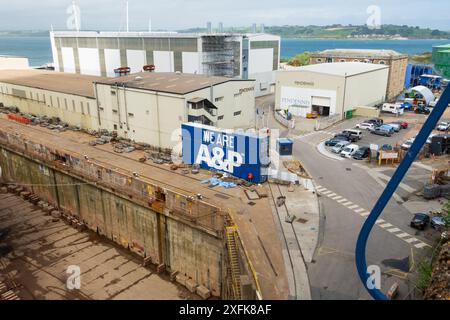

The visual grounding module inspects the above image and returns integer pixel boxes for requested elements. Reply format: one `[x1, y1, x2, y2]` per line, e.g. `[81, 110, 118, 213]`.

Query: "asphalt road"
[256, 94, 439, 300]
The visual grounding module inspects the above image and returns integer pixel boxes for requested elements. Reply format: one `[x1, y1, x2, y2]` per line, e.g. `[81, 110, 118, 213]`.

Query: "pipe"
[355, 85, 450, 300]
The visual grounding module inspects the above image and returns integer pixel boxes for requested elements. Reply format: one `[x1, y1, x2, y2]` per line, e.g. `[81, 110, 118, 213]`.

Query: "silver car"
[331, 141, 350, 153]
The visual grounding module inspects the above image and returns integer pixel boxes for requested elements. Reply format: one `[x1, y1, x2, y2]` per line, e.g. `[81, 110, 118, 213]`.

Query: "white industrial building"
[275, 62, 389, 119]
[50, 31, 280, 97]
[0, 55, 29, 70]
[0, 69, 256, 151]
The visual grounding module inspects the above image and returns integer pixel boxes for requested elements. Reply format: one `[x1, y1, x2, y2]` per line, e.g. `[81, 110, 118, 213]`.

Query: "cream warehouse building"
[275, 62, 389, 119]
[0, 70, 256, 150]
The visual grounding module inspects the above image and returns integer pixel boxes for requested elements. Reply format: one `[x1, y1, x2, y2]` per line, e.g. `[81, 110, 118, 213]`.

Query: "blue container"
[182, 123, 270, 183]
[277, 138, 294, 156]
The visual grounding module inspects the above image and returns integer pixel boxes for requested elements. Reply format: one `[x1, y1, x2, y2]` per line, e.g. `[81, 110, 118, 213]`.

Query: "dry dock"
[0, 117, 289, 300]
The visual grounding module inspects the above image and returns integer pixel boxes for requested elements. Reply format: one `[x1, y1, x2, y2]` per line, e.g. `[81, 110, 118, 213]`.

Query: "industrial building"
[50, 31, 280, 97]
[310, 49, 408, 100]
[433, 44, 450, 79]
[275, 62, 389, 119]
[0, 55, 29, 70]
[0, 69, 256, 150]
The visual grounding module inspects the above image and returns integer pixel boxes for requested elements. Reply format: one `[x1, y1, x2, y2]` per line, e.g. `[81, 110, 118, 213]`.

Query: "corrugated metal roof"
[0, 69, 106, 98]
[285, 62, 389, 77]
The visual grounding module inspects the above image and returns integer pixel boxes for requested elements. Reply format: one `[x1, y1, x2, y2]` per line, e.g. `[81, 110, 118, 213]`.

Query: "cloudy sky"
[1, 0, 449, 31]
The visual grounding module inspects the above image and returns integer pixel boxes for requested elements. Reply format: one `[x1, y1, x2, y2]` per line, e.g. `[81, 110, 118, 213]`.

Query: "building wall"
[0, 56, 30, 70]
[310, 53, 407, 100]
[95, 80, 256, 150]
[275, 71, 345, 118]
[343, 68, 389, 112]
[0, 82, 98, 129]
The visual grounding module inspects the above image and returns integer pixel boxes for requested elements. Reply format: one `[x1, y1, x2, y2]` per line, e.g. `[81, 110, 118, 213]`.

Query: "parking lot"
[323, 110, 450, 163]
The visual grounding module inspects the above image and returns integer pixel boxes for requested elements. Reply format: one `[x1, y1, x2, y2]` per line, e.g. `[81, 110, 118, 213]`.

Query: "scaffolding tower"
[201, 35, 239, 78]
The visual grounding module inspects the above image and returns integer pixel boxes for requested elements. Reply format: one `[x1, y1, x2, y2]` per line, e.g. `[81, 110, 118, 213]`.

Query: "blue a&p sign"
[182, 123, 270, 183]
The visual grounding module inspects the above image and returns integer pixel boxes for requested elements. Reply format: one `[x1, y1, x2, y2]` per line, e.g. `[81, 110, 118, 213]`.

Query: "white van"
[342, 129, 363, 140]
[382, 103, 404, 115]
[340, 144, 359, 158]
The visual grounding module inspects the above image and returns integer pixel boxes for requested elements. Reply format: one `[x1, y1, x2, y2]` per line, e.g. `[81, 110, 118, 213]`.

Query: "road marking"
[404, 237, 419, 244]
[327, 193, 337, 197]
[396, 233, 411, 239]
[316, 186, 432, 250]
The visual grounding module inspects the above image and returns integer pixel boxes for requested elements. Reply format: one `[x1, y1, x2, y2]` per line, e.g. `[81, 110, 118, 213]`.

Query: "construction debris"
[283, 160, 311, 179]
[201, 177, 237, 189]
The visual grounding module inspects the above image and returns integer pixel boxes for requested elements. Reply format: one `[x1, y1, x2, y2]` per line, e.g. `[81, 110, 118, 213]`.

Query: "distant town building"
[0, 55, 29, 70]
[275, 62, 389, 119]
[50, 31, 280, 97]
[0, 69, 256, 150]
[310, 49, 408, 100]
[433, 44, 450, 79]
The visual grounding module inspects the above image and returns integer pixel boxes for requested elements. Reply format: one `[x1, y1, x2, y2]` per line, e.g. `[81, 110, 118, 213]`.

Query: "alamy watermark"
[66, 265, 81, 290]
[366, 5, 382, 30]
[366, 265, 381, 290]
[66, 1, 81, 31]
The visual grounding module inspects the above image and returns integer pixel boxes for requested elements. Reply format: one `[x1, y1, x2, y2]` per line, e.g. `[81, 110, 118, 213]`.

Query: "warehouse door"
[311, 96, 331, 116]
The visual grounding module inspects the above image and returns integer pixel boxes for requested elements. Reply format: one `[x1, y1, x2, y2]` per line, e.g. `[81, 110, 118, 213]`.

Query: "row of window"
[0, 84, 92, 116]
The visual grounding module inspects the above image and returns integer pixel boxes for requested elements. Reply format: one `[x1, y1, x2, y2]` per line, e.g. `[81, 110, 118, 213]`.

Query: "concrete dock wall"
[0, 145, 224, 297]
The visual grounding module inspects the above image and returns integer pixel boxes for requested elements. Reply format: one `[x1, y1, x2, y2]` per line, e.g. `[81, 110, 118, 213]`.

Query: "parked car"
[380, 124, 395, 134]
[431, 216, 446, 231]
[334, 132, 358, 143]
[356, 122, 375, 130]
[325, 137, 350, 147]
[391, 121, 408, 129]
[437, 122, 450, 131]
[415, 105, 431, 115]
[331, 141, 351, 154]
[371, 127, 392, 137]
[427, 134, 437, 144]
[410, 213, 430, 230]
[401, 138, 415, 150]
[381, 144, 393, 151]
[367, 118, 384, 126]
[306, 111, 319, 119]
[342, 129, 363, 141]
[340, 144, 359, 158]
[386, 123, 401, 132]
[353, 146, 370, 160]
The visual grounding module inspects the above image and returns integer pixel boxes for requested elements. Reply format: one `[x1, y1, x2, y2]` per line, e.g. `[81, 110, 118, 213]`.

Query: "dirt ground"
[0, 193, 199, 300]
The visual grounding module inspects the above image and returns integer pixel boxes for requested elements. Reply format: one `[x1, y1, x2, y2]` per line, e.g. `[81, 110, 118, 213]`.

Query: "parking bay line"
[354, 208, 366, 213]
[347, 204, 359, 210]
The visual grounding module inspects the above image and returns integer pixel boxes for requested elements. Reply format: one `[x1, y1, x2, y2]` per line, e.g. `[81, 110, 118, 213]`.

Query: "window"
[80, 101, 85, 115]
[340, 59, 345, 62]
[317, 58, 322, 62]
[64, 99, 68, 110]
[379, 60, 386, 65]
[99, 107, 105, 111]
[72, 100, 76, 112]
[234, 111, 241, 116]
[128, 113, 135, 117]
[218, 115, 224, 120]
[111, 91, 116, 96]
[112, 109, 118, 114]
[57, 97, 60, 108]
[87, 102, 90, 115]
[113, 124, 118, 130]
[50, 96, 53, 107]
[214, 96, 224, 102]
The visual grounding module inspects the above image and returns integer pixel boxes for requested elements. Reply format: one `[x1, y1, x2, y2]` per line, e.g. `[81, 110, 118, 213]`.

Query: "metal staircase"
[226, 225, 242, 300]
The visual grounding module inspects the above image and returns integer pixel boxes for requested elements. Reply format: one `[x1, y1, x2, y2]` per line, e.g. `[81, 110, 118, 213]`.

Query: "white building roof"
[318, 49, 405, 57]
[293, 62, 389, 77]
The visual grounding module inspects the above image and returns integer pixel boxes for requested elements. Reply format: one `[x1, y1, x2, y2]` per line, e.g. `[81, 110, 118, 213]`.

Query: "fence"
[274, 111, 295, 129]
[315, 113, 342, 131]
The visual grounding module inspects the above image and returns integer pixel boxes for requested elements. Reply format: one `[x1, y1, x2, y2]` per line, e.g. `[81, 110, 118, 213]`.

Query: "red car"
[393, 121, 408, 129]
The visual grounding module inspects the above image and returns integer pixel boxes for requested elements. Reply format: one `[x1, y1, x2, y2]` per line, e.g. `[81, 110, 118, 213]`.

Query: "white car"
[331, 141, 351, 154]
[402, 138, 415, 150]
[340, 144, 359, 158]
[356, 122, 375, 130]
[437, 122, 450, 131]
